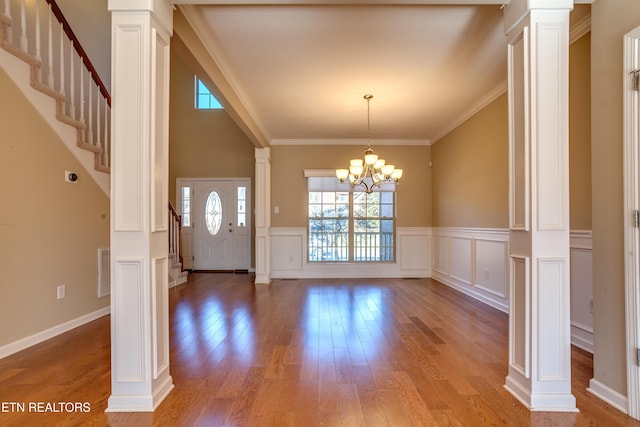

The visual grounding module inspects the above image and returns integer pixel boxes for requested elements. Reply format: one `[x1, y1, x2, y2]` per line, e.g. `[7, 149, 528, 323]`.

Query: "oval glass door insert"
[205, 191, 222, 235]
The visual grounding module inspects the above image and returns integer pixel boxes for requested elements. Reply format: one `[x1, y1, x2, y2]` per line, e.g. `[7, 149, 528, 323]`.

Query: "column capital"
[255, 146, 271, 161]
[109, 0, 173, 35]
[504, 0, 573, 36]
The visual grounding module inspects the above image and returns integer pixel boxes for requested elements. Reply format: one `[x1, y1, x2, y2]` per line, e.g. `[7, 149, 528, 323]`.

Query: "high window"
[307, 175, 396, 262]
[195, 76, 223, 109]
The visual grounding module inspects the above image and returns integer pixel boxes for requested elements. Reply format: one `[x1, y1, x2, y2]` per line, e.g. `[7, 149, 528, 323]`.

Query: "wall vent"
[98, 247, 110, 297]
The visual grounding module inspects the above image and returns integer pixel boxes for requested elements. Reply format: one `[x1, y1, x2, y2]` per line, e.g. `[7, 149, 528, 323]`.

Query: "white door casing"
[623, 25, 640, 421]
[177, 178, 251, 272]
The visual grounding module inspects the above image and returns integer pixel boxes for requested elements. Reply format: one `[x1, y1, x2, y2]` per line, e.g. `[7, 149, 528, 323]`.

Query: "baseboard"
[0, 306, 110, 359]
[588, 378, 628, 414]
[571, 321, 594, 353]
[432, 271, 509, 313]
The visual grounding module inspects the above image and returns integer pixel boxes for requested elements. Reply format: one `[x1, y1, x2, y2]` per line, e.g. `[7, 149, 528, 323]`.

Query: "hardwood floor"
[0, 273, 638, 426]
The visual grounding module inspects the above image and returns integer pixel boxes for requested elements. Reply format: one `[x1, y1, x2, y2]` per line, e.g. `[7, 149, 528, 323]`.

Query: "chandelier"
[335, 94, 403, 193]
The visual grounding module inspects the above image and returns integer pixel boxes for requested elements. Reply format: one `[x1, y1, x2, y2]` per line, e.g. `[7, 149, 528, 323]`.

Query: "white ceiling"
[173, 1, 589, 146]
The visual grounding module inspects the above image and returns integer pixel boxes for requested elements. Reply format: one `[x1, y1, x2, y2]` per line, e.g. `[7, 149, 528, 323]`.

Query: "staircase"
[169, 202, 189, 287]
[0, 0, 187, 286]
[0, 0, 110, 184]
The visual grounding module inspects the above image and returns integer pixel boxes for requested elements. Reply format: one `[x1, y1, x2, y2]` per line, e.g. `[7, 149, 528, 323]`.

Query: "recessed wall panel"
[433, 234, 449, 274]
[538, 258, 567, 380]
[475, 239, 508, 298]
[152, 32, 169, 232]
[113, 25, 143, 231]
[536, 23, 568, 230]
[509, 32, 528, 231]
[271, 235, 303, 270]
[511, 256, 529, 378]
[450, 236, 473, 285]
[115, 259, 144, 382]
[399, 235, 429, 270]
[153, 257, 169, 376]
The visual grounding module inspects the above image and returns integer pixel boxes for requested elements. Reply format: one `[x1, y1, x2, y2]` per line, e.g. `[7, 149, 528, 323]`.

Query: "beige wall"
[591, 0, 640, 397]
[271, 144, 431, 228]
[431, 93, 509, 228]
[169, 46, 257, 266]
[570, 32, 592, 231]
[0, 68, 110, 347]
[56, 0, 111, 90]
[169, 47, 256, 203]
[431, 30, 591, 231]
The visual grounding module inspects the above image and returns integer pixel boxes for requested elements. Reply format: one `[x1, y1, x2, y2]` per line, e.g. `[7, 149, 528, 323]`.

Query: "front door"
[193, 180, 234, 270]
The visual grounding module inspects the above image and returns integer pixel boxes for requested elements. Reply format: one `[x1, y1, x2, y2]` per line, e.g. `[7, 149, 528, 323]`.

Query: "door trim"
[623, 26, 640, 420]
[176, 177, 251, 272]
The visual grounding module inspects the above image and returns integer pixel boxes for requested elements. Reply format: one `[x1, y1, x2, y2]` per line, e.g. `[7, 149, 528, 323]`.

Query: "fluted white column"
[107, 0, 174, 412]
[503, 0, 576, 412]
[255, 147, 271, 284]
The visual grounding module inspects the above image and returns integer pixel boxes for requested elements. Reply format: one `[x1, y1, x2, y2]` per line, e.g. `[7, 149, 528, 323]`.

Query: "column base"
[505, 374, 578, 412]
[254, 274, 271, 285]
[106, 373, 174, 412]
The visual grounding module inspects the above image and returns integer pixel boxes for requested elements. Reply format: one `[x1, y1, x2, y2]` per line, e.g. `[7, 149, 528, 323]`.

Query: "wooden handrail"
[168, 201, 184, 270]
[44, 0, 111, 106]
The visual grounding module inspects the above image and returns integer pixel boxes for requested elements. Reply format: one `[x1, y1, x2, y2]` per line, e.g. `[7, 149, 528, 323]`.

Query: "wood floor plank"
[1, 274, 639, 426]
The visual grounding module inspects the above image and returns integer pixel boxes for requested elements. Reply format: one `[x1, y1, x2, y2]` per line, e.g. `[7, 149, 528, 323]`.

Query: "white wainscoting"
[270, 226, 593, 352]
[270, 227, 432, 279]
[431, 228, 510, 313]
[570, 230, 593, 353]
[431, 227, 593, 352]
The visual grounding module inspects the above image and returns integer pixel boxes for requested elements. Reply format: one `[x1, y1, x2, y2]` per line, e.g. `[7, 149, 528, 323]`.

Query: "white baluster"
[69, 39, 75, 118]
[103, 98, 109, 167]
[79, 65, 85, 125]
[34, 0, 41, 61]
[59, 27, 65, 97]
[19, 0, 27, 52]
[87, 81, 94, 145]
[46, 6, 53, 89]
[3, 0, 13, 45]
[96, 89, 101, 149]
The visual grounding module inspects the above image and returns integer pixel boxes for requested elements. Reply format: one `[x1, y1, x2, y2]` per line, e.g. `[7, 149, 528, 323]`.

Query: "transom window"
[308, 188, 395, 262]
[195, 76, 223, 109]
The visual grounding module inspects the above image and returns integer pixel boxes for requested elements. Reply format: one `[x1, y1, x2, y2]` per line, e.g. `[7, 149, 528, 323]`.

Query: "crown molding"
[570, 14, 591, 44]
[431, 80, 508, 144]
[270, 138, 432, 146]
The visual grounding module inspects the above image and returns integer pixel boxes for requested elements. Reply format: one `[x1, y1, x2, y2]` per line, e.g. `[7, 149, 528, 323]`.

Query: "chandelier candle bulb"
[381, 164, 395, 177]
[365, 153, 378, 165]
[336, 169, 349, 181]
[335, 94, 404, 193]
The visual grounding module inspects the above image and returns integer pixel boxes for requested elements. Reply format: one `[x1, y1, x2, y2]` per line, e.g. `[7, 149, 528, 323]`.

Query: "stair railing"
[169, 202, 184, 272]
[0, 0, 111, 171]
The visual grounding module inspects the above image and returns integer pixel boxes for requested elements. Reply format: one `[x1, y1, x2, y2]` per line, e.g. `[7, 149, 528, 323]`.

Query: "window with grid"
[307, 175, 396, 262]
[308, 191, 350, 261]
[353, 191, 394, 261]
[180, 186, 191, 227]
[194, 76, 223, 109]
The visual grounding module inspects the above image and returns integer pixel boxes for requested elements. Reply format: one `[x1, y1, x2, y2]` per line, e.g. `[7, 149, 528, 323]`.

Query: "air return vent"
[98, 248, 110, 297]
